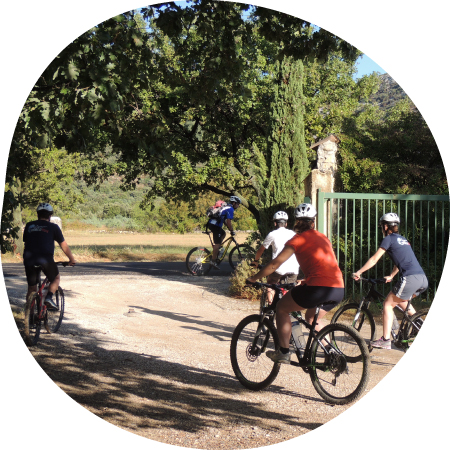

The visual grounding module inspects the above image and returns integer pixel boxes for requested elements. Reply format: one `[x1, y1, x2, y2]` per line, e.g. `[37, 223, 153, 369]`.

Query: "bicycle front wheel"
[229, 244, 254, 270]
[401, 308, 429, 348]
[331, 303, 376, 349]
[24, 294, 42, 346]
[310, 323, 370, 405]
[45, 287, 65, 333]
[186, 247, 213, 276]
[230, 314, 280, 391]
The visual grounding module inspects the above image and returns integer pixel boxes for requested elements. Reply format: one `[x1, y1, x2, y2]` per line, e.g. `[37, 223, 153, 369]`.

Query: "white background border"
[1, 1, 448, 449]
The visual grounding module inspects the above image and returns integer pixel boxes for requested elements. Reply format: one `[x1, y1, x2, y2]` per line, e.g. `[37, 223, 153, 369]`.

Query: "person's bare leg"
[48, 274, 60, 295]
[275, 291, 303, 348]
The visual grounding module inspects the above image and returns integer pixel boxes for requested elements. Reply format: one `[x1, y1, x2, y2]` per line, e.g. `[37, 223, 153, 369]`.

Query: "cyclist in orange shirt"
[247, 203, 345, 364]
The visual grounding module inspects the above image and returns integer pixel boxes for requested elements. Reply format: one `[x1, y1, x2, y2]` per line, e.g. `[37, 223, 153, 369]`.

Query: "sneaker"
[266, 349, 290, 364]
[370, 336, 391, 350]
[209, 261, 220, 270]
[44, 296, 59, 311]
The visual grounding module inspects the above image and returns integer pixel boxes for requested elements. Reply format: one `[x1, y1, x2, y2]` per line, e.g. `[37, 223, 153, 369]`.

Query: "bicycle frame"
[358, 279, 422, 347]
[203, 230, 239, 263]
[252, 283, 341, 371]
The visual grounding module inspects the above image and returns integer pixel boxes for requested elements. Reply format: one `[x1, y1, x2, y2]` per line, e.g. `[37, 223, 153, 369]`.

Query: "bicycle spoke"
[310, 324, 370, 404]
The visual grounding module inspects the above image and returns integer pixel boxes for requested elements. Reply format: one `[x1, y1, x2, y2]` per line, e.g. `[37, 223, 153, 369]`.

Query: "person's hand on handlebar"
[352, 272, 361, 281]
[246, 276, 258, 286]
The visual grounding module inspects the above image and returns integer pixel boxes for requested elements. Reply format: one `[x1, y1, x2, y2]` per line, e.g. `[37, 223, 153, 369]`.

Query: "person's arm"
[384, 265, 399, 282]
[59, 241, 76, 265]
[247, 246, 295, 282]
[353, 247, 386, 280]
[224, 218, 233, 232]
[251, 244, 266, 267]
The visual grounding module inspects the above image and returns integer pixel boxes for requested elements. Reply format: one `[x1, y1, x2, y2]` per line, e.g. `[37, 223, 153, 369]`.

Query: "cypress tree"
[257, 56, 309, 236]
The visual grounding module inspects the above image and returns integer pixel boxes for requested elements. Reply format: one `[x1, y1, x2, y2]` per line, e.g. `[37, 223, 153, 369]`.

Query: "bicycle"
[24, 261, 70, 346]
[330, 277, 428, 352]
[230, 281, 371, 405]
[185, 229, 254, 276]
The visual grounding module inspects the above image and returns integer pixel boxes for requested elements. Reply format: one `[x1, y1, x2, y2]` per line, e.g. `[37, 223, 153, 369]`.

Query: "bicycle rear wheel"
[24, 294, 42, 346]
[186, 247, 213, 276]
[310, 323, 370, 405]
[401, 308, 429, 348]
[229, 244, 253, 270]
[330, 303, 376, 349]
[230, 314, 280, 390]
[45, 287, 65, 333]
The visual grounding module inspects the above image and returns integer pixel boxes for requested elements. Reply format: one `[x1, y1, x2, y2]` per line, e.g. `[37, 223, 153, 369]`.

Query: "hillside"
[369, 73, 411, 111]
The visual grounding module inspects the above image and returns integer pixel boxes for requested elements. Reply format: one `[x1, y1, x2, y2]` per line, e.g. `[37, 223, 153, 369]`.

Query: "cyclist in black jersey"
[23, 203, 76, 310]
[353, 212, 428, 349]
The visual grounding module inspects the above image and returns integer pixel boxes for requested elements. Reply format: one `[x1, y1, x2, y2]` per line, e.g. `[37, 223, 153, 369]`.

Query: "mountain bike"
[230, 281, 371, 405]
[24, 261, 70, 346]
[330, 277, 428, 352]
[186, 229, 254, 276]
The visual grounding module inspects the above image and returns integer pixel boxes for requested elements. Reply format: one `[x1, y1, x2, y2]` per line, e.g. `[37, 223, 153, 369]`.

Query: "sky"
[355, 54, 386, 79]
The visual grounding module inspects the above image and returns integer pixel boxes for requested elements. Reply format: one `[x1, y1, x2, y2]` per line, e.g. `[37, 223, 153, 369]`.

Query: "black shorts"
[206, 223, 226, 245]
[24, 256, 59, 286]
[290, 284, 345, 312]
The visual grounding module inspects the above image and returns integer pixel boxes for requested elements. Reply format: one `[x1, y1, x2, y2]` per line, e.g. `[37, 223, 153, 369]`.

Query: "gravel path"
[6, 272, 404, 449]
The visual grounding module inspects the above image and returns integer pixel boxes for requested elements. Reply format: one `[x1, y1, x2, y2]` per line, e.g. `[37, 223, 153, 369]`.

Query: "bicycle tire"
[186, 247, 213, 276]
[45, 287, 65, 333]
[24, 293, 42, 346]
[401, 308, 429, 348]
[229, 244, 253, 270]
[310, 323, 370, 405]
[330, 303, 376, 349]
[230, 314, 281, 391]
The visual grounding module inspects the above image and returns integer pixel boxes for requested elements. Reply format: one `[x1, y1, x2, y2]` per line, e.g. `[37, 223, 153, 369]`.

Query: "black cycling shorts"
[290, 284, 345, 312]
[24, 257, 59, 286]
[206, 223, 226, 245]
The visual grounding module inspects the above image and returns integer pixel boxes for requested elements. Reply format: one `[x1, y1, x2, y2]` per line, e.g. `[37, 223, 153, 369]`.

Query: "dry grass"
[2, 231, 250, 263]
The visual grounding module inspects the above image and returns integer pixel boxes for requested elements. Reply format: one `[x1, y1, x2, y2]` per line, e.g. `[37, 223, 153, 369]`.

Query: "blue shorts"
[393, 274, 428, 300]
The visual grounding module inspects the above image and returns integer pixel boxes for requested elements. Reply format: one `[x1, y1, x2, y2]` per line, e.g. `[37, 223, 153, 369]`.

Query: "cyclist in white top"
[251, 211, 299, 303]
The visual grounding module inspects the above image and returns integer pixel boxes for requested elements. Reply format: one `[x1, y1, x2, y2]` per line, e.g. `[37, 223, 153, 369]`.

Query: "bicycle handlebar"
[56, 261, 73, 267]
[245, 280, 296, 290]
[355, 276, 387, 284]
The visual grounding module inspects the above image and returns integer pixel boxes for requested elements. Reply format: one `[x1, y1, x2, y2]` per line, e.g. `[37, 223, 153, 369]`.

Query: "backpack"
[206, 200, 227, 220]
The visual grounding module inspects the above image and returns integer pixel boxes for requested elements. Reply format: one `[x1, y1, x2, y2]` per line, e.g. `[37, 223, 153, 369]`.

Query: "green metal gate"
[316, 190, 449, 302]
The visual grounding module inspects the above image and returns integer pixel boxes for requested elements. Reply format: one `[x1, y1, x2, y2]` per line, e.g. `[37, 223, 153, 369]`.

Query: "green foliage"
[228, 260, 261, 301]
[339, 97, 448, 195]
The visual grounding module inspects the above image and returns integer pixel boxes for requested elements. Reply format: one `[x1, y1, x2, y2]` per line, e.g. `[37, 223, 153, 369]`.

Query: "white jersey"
[262, 227, 299, 275]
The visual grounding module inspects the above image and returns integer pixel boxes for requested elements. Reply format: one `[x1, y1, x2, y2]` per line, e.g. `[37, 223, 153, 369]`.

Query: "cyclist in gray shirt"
[353, 213, 428, 349]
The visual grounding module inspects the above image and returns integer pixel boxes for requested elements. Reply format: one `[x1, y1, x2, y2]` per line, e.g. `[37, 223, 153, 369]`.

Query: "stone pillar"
[304, 135, 339, 237]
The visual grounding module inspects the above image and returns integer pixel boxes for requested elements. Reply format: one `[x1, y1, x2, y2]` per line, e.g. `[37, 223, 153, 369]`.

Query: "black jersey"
[23, 220, 64, 261]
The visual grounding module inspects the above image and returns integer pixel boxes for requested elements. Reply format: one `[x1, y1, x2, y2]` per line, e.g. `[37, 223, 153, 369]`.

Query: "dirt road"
[5, 271, 404, 449]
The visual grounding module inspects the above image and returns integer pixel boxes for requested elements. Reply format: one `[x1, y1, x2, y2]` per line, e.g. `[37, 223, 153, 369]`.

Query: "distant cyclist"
[251, 211, 299, 304]
[206, 196, 241, 269]
[353, 212, 428, 349]
[23, 203, 76, 310]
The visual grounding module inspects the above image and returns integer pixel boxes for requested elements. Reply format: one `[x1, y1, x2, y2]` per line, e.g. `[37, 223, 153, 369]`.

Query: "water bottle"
[218, 247, 225, 259]
[290, 315, 305, 349]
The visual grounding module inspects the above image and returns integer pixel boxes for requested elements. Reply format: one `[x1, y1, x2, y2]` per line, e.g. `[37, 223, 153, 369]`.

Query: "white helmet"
[379, 212, 400, 225]
[273, 211, 288, 222]
[36, 203, 53, 213]
[295, 203, 317, 219]
[229, 196, 241, 204]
